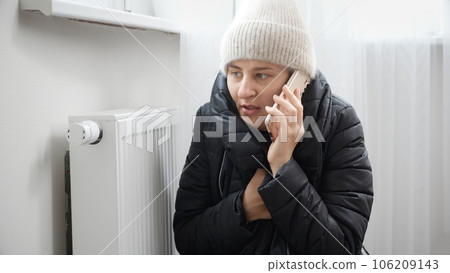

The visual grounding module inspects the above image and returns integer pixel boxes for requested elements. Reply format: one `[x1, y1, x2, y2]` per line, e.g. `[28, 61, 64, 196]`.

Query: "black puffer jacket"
[173, 71, 373, 254]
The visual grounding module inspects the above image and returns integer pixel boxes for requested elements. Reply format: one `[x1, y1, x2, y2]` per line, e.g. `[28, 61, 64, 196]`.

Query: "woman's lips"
[240, 105, 260, 116]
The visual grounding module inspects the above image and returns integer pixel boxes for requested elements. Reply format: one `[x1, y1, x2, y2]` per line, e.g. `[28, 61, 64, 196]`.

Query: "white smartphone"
[264, 70, 309, 133]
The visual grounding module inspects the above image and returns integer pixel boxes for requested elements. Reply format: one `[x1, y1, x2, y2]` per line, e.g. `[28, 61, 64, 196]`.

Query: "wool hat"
[220, 0, 316, 79]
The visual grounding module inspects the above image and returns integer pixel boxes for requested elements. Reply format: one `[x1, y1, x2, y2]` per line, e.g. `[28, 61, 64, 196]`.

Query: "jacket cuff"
[257, 158, 309, 212]
[212, 190, 255, 248]
[234, 189, 256, 231]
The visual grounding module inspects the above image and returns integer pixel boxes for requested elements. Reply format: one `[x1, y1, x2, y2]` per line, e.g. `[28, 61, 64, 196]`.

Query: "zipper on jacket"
[218, 150, 227, 198]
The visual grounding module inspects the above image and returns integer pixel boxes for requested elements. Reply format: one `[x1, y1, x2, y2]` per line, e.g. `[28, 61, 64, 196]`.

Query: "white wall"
[179, 0, 233, 140]
[0, 0, 183, 254]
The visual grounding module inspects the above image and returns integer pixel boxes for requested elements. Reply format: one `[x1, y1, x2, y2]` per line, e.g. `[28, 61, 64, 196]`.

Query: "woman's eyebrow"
[228, 64, 242, 70]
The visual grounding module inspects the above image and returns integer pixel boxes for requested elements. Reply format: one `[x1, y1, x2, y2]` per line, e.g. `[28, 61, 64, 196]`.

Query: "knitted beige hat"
[220, 0, 316, 78]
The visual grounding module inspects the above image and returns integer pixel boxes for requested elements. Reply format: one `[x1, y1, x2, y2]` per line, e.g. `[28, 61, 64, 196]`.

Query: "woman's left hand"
[265, 85, 305, 175]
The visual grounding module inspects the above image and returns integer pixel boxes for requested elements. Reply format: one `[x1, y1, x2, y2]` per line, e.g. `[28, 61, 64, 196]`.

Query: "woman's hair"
[220, 0, 316, 79]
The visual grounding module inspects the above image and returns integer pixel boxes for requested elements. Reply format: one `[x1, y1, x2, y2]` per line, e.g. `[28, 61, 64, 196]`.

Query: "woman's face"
[226, 59, 291, 130]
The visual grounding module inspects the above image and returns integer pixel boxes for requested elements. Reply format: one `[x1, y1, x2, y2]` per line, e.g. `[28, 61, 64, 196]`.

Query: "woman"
[173, 0, 373, 254]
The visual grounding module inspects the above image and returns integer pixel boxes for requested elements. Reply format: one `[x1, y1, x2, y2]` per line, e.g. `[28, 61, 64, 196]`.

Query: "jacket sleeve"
[173, 109, 254, 254]
[258, 105, 374, 254]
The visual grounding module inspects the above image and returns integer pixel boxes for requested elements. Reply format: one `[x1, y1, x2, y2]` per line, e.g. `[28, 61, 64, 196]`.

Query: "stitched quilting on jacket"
[173, 71, 374, 254]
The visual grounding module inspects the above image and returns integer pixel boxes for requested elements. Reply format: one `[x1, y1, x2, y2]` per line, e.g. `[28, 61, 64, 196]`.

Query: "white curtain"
[298, 0, 450, 254]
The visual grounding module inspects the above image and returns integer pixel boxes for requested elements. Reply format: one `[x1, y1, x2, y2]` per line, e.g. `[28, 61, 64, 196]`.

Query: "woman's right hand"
[265, 85, 305, 175]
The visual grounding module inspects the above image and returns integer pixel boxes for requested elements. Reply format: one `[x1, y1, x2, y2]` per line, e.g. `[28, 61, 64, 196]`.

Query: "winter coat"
[173, 71, 373, 254]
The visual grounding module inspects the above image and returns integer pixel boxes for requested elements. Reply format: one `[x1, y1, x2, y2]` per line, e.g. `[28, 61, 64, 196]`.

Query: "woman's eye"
[230, 71, 242, 77]
[256, 73, 268, 79]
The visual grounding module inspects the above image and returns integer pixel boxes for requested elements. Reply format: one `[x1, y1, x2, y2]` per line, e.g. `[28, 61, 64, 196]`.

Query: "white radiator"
[67, 107, 180, 255]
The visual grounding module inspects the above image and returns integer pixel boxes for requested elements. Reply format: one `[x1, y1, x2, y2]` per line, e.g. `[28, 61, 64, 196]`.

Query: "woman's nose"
[237, 77, 257, 99]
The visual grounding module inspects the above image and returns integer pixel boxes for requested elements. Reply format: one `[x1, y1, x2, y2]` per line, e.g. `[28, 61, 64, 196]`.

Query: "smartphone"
[264, 70, 309, 133]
